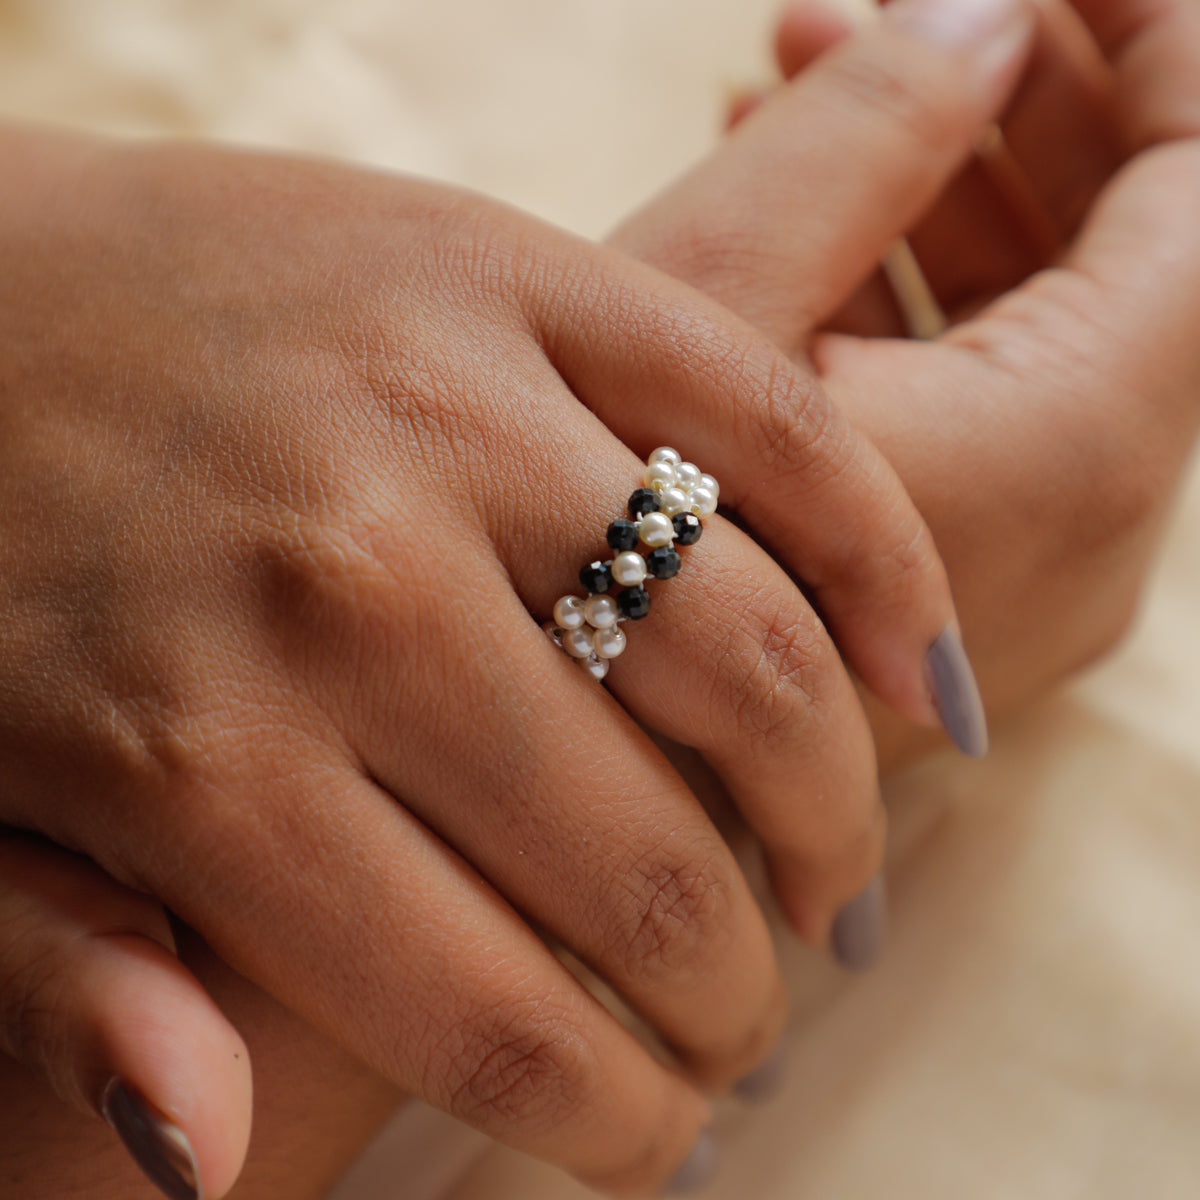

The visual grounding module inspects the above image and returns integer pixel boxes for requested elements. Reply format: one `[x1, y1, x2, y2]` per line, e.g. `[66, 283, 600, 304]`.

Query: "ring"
[544, 447, 718, 680]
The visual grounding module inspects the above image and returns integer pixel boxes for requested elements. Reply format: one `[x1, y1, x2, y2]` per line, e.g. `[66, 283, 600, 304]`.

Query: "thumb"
[0, 832, 252, 1200]
[611, 0, 1037, 350]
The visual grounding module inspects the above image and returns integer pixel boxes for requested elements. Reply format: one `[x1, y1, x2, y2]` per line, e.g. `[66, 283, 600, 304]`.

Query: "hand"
[0, 121, 965, 1195]
[612, 0, 1200, 767]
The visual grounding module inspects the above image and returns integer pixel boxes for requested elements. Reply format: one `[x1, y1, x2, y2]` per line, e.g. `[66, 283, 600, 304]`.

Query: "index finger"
[610, 0, 1037, 348]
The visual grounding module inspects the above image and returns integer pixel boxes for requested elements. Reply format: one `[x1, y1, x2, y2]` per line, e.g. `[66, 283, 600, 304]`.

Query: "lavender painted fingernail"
[664, 1128, 719, 1195]
[925, 625, 989, 758]
[733, 1045, 787, 1103]
[831, 875, 888, 972]
[101, 1078, 201, 1200]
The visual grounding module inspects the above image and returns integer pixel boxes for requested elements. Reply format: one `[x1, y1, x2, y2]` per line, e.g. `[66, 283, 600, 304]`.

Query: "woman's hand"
[0, 99, 975, 1195]
[613, 0, 1200, 767]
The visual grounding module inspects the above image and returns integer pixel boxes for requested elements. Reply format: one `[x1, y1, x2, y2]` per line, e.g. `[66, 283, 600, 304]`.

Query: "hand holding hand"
[614, 0, 1200, 765]
[0, 111, 969, 1196]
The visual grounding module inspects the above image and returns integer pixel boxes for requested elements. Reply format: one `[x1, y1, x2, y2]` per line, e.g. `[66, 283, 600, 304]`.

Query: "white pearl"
[542, 620, 564, 649]
[612, 551, 647, 586]
[675, 462, 702, 490]
[700, 473, 719, 499]
[584, 594, 619, 629]
[593, 626, 627, 659]
[580, 654, 609, 680]
[649, 446, 681, 466]
[690, 485, 717, 517]
[638, 511, 674, 547]
[562, 626, 595, 658]
[553, 595, 586, 630]
[659, 486, 689, 516]
[643, 461, 677, 491]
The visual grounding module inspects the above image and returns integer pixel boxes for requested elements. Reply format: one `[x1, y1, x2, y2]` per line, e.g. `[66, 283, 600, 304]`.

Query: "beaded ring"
[544, 447, 718, 680]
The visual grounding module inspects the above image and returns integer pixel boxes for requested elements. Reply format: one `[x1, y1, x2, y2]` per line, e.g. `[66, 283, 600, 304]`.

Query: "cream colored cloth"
[3, 2, 1198, 1196]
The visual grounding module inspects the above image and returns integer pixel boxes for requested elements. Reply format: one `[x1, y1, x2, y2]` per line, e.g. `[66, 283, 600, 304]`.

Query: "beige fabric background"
[3, 1, 1199, 1197]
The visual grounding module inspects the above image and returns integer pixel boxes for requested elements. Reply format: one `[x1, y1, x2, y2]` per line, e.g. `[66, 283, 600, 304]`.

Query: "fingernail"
[831, 875, 888, 971]
[101, 1078, 201, 1200]
[733, 1045, 787, 1103]
[887, 0, 1034, 52]
[664, 1128, 719, 1195]
[925, 625, 989, 757]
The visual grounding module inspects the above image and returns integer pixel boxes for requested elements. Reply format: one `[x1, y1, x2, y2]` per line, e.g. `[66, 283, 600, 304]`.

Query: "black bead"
[672, 512, 702, 545]
[645, 546, 681, 579]
[616, 586, 651, 620]
[579, 559, 614, 594]
[607, 518, 639, 552]
[628, 488, 661, 518]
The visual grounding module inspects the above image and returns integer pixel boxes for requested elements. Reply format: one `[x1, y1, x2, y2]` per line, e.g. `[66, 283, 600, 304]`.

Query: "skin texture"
[0, 39, 982, 1193]
[2, 0, 1200, 1195]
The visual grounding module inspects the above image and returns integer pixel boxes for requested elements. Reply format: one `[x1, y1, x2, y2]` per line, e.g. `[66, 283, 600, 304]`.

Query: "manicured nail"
[925, 625, 989, 757]
[887, 0, 1035, 57]
[831, 875, 888, 972]
[664, 1128, 719, 1195]
[733, 1045, 787, 1103]
[101, 1078, 201, 1200]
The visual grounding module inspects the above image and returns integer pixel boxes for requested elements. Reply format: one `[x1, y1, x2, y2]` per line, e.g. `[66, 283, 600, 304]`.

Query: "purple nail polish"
[664, 1128, 719, 1195]
[101, 1078, 201, 1200]
[733, 1045, 787, 1103]
[831, 875, 888, 971]
[925, 626, 989, 758]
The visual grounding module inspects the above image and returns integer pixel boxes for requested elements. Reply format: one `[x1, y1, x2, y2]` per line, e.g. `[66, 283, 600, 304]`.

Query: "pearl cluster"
[545, 447, 718, 680]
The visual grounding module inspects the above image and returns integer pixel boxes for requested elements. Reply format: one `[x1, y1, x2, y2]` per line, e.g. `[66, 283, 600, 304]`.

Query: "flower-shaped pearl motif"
[545, 448, 716, 680]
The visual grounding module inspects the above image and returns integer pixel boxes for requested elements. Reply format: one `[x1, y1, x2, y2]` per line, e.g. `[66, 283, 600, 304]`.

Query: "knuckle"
[824, 50, 955, 148]
[0, 931, 66, 1066]
[605, 843, 735, 983]
[436, 1002, 595, 1136]
[847, 515, 939, 609]
[649, 221, 793, 306]
[245, 506, 429, 651]
[740, 359, 851, 492]
[712, 592, 830, 748]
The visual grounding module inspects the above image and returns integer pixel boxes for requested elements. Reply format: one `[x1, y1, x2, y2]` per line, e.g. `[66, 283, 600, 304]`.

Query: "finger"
[817, 132, 1200, 534]
[611, 0, 1036, 347]
[4, 591, 723, 1190]
[774, 0, 855, 77]
[275, 513, 789, 1092]
[896, 0, 1197, 316]
[725, 87, 766, 131]
[575, 493, 889, 952]
[538, 254, 986, 751]
[456, 402, 890, 952]
[767, 0, 1021, 330]
[980, 144, 1200, 434]
[767, 0, 1060, 327]
[748, 2, 913, 339]
[990, 1, 1120, 237]
[137, 753, 715, 1196]
[954, 0, 1200, 425]
[0, 832, 251, 1200]
[897, 4, 1118, 316]
[1070, 0, 1200, 147]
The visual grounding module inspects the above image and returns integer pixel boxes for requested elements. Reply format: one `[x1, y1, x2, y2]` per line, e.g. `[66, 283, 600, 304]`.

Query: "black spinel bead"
[672, 512, 702, 545]
[627, 488, 661, 519]
[617, 586, 651, 620]
[645, 547, 682, 579]
[606, 518, 640, 552]
[579, 559, 614, 594]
